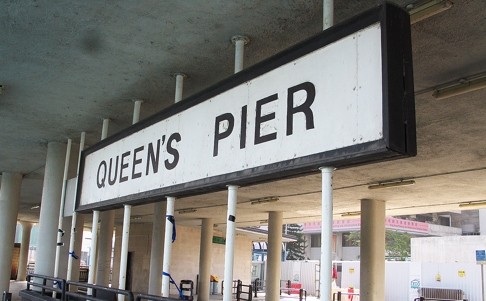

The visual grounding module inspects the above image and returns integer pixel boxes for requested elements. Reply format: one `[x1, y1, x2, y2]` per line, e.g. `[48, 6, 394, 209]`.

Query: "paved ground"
[8, 280, 322, 301]
[8, 281, 25, 301]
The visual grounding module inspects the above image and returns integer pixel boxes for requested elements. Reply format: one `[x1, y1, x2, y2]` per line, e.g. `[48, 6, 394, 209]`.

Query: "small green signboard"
[213, 236, 226, 245]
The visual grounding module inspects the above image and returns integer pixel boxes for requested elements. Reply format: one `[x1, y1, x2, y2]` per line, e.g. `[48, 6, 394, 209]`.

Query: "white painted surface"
[79, 23, 384, 208]
[281, 260, 320, 296]
[35, 142, 66, 277]
[412, 236, 486, 263]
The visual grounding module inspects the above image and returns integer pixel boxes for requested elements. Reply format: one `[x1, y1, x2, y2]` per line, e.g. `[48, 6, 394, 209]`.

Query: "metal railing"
[23, 274, 66, 300]
[221, 280, 240, 295]
[65, 281, 133, 301]
[236, 283, 252, 301]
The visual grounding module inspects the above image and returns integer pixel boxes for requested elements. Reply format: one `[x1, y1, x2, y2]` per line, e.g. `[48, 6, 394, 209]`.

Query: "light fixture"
[341, 211, 361, 217]
[407, 0, 453, 24]
[30, 204, 40, 210]
[433, 76, 486, 100]
[130, 216, 142, 220]
[178, 208, 197, 214]
[368, 179, 415, 190]
[250, 197, 279, 205]
[458, 200, 486, 209]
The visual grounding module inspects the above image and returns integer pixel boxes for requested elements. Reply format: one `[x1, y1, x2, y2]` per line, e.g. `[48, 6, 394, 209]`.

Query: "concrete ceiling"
[2, 0, 486, 229]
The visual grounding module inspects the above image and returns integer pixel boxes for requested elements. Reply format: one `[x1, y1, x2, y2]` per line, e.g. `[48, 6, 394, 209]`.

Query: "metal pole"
[319, 167, 333, 301]
[53, 138, 72, 278]
[101, 118, 110, 140]
[231, 36, 249, 73]
[118, 204, 132, 300]
[87, 119, 109, 288]
[174, 73, 186, 103]
[67, 131, 85, 281]
[162, 197, 176, 297]
[160, 71, 185, 297]
[323, 0, 334, 30]
[132, 99, 143, 124]
[88, 210, 99, 292]
[482, 264, 485, 301]
[223, 185, 238, 301]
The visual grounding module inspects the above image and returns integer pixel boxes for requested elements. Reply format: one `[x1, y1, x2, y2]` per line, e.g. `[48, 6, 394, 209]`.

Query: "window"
[311, 234, 321, 247]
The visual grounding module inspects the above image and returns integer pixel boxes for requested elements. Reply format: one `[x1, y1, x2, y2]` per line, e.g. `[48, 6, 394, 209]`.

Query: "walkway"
[7, 280, 321, 301]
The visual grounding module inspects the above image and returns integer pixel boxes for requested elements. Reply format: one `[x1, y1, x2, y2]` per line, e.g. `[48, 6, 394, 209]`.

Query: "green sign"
[213, 236, 226, 245]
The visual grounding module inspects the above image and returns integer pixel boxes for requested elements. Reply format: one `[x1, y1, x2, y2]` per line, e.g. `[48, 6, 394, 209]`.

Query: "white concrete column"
[0, 173, 22, 292]
[69, 213, 85, 282]
[54, 138, 72, 283]
[97, 210, 115, 286]
[162, 197, 176, 297]
[88, 210, 100, 287]
[57, 217, 72, 280]
[148, 202, 166, 295]
[479, 209, 486, 235]
[360, 199, 386, 301]
[320, 167, 333, 300]
[118, 205, 132, 293]
[198, 218, 213, 301]
[35, 142, 66, 277]
[231, 36, 249, 73]
[17, 221, 33, 281]
[223, 185, 238, 301]
[266, 212, 283, 301]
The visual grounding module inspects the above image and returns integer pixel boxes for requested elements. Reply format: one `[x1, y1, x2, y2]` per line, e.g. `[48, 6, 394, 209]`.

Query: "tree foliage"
[284, 224, 308, 260]
[344, 230, 411, 261]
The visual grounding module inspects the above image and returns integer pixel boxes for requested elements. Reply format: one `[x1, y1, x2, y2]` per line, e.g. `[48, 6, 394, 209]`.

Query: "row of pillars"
[0, 1, 385, 300]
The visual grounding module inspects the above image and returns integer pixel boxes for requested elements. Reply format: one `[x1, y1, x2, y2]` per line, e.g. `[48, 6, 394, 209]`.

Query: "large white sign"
[77, 4, 415, 211]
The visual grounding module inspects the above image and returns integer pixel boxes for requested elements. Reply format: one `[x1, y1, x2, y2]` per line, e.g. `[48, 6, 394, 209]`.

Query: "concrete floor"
[8, 281, 25, 301]
[8, 280, 322, 301]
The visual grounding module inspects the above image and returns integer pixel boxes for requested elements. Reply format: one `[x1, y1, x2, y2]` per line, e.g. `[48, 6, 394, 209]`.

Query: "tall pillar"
[360, 199, 386, 301]
[148, 202, 166, 295]
[57, 217, 72, 280]
[223, 185, 238, 301]
[119, 205, 132, 298]
[69, 213, 85, 282]
[35, 142, 66, 277]
[479, 209, 486, 235]
[198, 218, 213, 301]
[97, 210, 115, 286]
[320, 167, 334, 300]
[111, 223, 122, 288]
[266, 212, 283, 301]
[0, 173, 22, 292]
[67, 131, 86, 282]
[162, 197, 175, 297]
[17, 221, 33, 281]
[88, 210, 100, 287]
